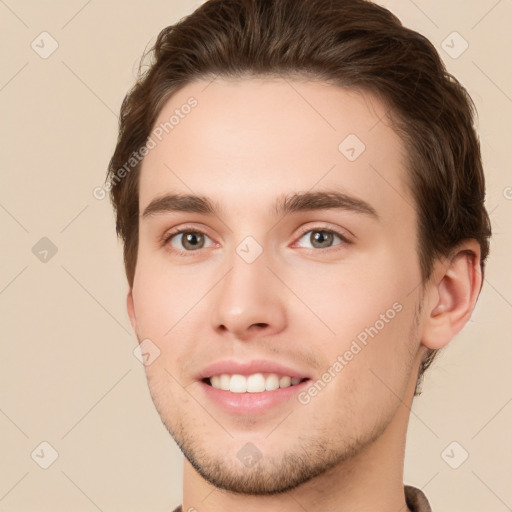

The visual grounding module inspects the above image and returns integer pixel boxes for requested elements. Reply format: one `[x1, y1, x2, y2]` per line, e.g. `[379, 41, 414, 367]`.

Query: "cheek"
[132, 253, 211, 336]
[131, 258, 220, 382]
[288, 248, 414, 338]
[295, 250, 419, 392]
[302, 303, 418, 431]
[329, 293, 419, 415]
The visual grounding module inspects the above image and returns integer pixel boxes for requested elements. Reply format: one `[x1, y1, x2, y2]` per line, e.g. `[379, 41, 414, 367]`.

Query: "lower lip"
[199, 380, 310, 415]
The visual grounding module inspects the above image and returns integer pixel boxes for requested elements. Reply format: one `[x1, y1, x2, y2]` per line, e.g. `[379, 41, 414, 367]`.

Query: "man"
[106, 0, 491, 510]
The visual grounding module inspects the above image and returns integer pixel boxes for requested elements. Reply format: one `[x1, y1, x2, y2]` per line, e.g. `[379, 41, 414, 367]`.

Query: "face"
[128, 77, 426, 494]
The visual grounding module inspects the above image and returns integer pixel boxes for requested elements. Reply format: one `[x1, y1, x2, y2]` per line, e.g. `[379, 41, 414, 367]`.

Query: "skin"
[127, 77, 482, 512]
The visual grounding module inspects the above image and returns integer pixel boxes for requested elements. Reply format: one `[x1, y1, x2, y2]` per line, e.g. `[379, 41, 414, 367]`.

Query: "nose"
[210, 249, 287, 341]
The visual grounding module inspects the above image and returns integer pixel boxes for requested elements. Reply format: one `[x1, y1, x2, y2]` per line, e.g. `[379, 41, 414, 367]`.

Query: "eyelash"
[162, 225, 351, 257]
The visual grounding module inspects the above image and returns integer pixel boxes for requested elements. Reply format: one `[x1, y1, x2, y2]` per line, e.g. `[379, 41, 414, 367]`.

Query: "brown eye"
[296, 229, 346, 250]
[310, 231, 334, 248]
[170, 231, 209, 251]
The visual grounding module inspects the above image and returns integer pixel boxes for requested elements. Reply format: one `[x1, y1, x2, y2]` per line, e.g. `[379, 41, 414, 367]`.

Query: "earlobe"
[421, 240, 482, 350]
[127, 289, 138, 333]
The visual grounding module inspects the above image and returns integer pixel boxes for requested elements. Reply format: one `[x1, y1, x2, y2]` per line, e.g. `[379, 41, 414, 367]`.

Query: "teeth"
[219, 374, 230, 391]
[230, 374, 247, 393]
[247, 373, 265, 393]
[208, 373, 306, 393]
[279, 376, 291, 388]
[265, 374, 280, 391]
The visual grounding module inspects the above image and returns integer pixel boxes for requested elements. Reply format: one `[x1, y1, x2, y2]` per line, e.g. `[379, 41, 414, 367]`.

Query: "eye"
[167, 230, 215, 252]
[295, 229, 347, 249]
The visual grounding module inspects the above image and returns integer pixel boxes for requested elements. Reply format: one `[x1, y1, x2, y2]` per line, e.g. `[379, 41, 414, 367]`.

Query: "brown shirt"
[171, 484, 432, 511]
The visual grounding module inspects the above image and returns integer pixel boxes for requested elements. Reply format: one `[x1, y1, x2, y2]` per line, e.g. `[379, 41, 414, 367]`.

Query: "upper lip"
[197, 359, 312, 380]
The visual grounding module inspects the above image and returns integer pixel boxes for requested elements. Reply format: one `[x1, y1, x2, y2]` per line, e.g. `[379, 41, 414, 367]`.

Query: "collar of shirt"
[171, 484, 432, 512]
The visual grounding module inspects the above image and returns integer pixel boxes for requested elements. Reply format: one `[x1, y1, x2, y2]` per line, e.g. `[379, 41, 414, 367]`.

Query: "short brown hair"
[107, 0, 491, 395]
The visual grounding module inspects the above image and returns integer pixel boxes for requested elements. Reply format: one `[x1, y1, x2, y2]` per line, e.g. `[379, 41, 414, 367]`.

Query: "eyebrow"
[141, 190, 378, 220]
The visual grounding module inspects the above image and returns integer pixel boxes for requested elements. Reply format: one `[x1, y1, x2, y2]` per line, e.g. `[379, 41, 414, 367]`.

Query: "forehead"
[138, 77, 413, 222]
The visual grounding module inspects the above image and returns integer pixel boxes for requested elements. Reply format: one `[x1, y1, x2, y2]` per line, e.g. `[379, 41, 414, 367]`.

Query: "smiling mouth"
[202, 373, 310, 393]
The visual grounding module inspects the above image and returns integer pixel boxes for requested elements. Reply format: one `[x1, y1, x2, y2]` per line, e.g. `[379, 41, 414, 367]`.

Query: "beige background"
[1, 0, 511, 510]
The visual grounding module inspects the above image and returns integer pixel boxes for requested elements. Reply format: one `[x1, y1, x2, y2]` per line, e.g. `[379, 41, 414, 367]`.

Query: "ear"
[421, 240, 483, 350]
[127, 289, 138, 334]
